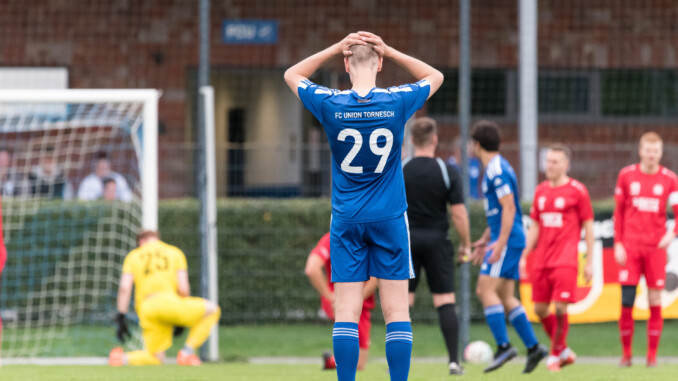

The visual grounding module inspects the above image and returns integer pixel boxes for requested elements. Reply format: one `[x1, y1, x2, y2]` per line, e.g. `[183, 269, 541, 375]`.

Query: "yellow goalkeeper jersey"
[122, 240, 188, 312]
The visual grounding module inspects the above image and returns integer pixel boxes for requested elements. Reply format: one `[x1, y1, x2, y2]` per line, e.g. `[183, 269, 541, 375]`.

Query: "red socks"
[554, 314, 569, 355]
[540, 314, 556, 354]
[619, 307, 634, 359]
[647, 306, 663, 361]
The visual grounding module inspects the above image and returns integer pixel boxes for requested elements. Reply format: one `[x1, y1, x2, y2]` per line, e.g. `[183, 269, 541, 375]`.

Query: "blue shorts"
[479, 245, 524, 280]
[330, 213, 414, 282]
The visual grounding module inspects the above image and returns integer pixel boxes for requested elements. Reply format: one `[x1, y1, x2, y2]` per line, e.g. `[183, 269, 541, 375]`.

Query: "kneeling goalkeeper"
[109, 230, 221, 366]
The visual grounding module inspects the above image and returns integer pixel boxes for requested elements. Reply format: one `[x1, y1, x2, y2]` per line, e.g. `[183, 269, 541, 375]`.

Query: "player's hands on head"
[356, 31, 388, 57]
[115, 312, 132, 343]
[338, 33, 367, 57]
[614, 242, 627, 266]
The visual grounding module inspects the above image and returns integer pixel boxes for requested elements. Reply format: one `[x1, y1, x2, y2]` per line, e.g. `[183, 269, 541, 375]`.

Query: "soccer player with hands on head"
[469, 120, 547, 374]
[613, 132, 678, 368]
[285, 31, 443, 381]
[109, 231, 221, 367]
[520, 144, 595, 372]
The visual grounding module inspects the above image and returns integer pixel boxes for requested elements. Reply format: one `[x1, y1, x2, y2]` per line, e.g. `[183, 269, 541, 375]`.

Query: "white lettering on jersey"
[630, 182, 641, 196]
[538, 196, 546, 211]
[339, 111, 396, 119]
[670, 191, 678, 206]
[653, 184, 664, 196]
[541, 212, 564, 228]
[632, 197, 660, 213]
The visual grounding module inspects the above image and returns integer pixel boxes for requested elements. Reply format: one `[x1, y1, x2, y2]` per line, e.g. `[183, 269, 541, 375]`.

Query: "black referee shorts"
[408, 228, 456, 294]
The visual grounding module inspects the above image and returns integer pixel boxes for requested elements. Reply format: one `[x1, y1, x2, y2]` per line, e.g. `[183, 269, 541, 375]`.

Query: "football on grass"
[464, 340, 493, 364]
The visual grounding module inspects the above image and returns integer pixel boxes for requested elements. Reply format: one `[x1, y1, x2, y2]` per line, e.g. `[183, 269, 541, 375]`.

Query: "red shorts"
[619, 245, 667, 289]
[322, 300, 372, 349]
[531, 267, 578, 304]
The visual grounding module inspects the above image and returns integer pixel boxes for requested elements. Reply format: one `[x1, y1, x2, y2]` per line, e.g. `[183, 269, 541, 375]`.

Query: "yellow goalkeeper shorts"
[138, 292, 207, 354]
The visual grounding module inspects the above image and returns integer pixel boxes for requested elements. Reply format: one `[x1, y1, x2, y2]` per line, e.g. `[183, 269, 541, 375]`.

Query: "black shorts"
[408, 228, 455, 294]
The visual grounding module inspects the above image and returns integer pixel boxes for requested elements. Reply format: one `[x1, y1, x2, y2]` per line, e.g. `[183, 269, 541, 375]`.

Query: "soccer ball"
[464, 340, 493, 364]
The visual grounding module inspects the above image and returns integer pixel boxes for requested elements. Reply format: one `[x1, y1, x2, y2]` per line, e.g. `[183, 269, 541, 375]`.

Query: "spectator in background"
[102, 177, 117, 201]
[447, 138, 483, 200]
[78, 152, 132, 202]
[29, 147, 71, 199]
[0, 148, 22, 196]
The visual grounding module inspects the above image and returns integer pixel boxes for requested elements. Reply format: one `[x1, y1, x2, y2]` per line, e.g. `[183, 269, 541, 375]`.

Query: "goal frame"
[0, 89, 159, 230]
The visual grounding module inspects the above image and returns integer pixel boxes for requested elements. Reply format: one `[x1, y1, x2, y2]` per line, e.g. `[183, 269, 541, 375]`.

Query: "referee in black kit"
[403, 117, 471, 376]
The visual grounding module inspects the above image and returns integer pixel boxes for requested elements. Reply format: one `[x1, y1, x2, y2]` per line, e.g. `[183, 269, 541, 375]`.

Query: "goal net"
[0, 89, 158, 358]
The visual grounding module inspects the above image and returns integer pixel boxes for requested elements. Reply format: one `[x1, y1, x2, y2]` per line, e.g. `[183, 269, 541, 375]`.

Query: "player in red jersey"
[520, 144, 594, 372]
[614, 132, 678, 368]
[305, 233, 377, 371]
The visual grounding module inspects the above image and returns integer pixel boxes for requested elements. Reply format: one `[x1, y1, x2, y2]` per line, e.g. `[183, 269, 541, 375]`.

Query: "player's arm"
[659, 179, 678, 249]
[613, 173, 627, 265]
[583, 219, 595, 282]
[115, 272, 134, 343]
[304, 254, 333, 300]
[177, 270, 190, 297]
[488, 194, 516, 264]
[450, 203, 471, 262]
[471, 227, 491, 265]
[363, 277, 378, 300]
[284, 33, 366, 98]
[519, 219, 540, 277]
[358, 31, 443, 98]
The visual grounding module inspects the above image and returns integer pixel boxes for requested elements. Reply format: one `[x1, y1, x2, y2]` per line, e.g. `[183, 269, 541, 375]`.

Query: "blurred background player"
[109, 230, 221, 366]
[402, 117, 471, 375]
[285, 31, 443, 381]
[520, 144, 594, 372]
[447, 138, 483, 200]
[469, 120, 547, 373]
[304, 232, 377, 371]
[613, 132, 678, 367]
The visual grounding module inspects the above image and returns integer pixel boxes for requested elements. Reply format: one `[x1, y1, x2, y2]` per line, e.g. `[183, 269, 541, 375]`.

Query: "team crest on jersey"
[555, 197, 566, 209]
[630, 182, 641, 196]
[538, 196, 546, 211]
[653, 184, 663, 196]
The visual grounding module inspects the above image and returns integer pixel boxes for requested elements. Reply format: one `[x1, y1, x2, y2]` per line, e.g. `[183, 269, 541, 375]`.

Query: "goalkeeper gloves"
[173, 326, 185, 337]
[116, 313, 132, 343]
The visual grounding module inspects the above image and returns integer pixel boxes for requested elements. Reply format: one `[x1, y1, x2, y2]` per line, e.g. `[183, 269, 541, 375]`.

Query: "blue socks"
[484, 304, 510, 347]
[508, 305, 538, 349]
[333, 322, 359, 381]
[385, 321, 413, 381]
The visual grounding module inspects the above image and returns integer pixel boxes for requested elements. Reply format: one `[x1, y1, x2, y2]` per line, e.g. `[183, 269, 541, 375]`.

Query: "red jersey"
[310, 233, 375, 310]
[529, 179, 593, 269]
[614, 165, 678, 247]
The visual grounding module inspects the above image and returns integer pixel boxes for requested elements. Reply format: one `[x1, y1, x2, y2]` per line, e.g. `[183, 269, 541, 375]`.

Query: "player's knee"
[204, 301, 220, 316]
[648, 289, 662, 307]
[621, 285, 636, 308]
[533, 303, 549, 318]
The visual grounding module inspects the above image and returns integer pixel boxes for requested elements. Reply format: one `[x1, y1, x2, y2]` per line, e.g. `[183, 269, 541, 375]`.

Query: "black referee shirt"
[403, 156, 465, 231]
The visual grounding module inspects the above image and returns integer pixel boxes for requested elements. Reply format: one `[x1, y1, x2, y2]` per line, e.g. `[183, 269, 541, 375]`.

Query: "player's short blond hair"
[548, 143, 571, 161]
[411, 117, 437, 147]
[349, 43, 378, 66]
[137, 230, 160, 244]
[639, 131, 663, 147]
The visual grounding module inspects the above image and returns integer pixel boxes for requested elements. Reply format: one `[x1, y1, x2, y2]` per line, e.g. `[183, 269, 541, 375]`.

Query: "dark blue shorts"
[330, 213, 414, 282]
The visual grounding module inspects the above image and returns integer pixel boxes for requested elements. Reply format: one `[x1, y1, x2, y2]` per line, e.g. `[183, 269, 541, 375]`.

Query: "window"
[601, 70, 678, 117]
[428, 70, 506, 116]
[538, 75, 589, 113]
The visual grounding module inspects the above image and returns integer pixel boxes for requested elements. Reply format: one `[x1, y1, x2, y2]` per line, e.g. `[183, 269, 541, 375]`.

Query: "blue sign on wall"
[222, 20, 278, 44]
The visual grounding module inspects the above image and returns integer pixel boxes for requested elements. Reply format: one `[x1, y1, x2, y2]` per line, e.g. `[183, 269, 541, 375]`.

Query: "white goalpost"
[0, 89, 158, 361]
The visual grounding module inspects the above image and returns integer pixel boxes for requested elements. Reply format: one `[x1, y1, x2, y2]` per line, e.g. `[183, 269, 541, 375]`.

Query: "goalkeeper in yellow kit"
[109, 230, 221, 366]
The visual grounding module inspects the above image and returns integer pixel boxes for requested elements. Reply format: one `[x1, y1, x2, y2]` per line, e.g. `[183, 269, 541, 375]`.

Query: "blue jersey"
[298, 79, 430, 222]
[481, 155, 526, 248]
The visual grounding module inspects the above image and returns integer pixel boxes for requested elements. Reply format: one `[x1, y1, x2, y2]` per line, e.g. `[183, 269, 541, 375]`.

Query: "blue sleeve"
[297, 79, 333, 124]
[390, 79, 431, 120]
